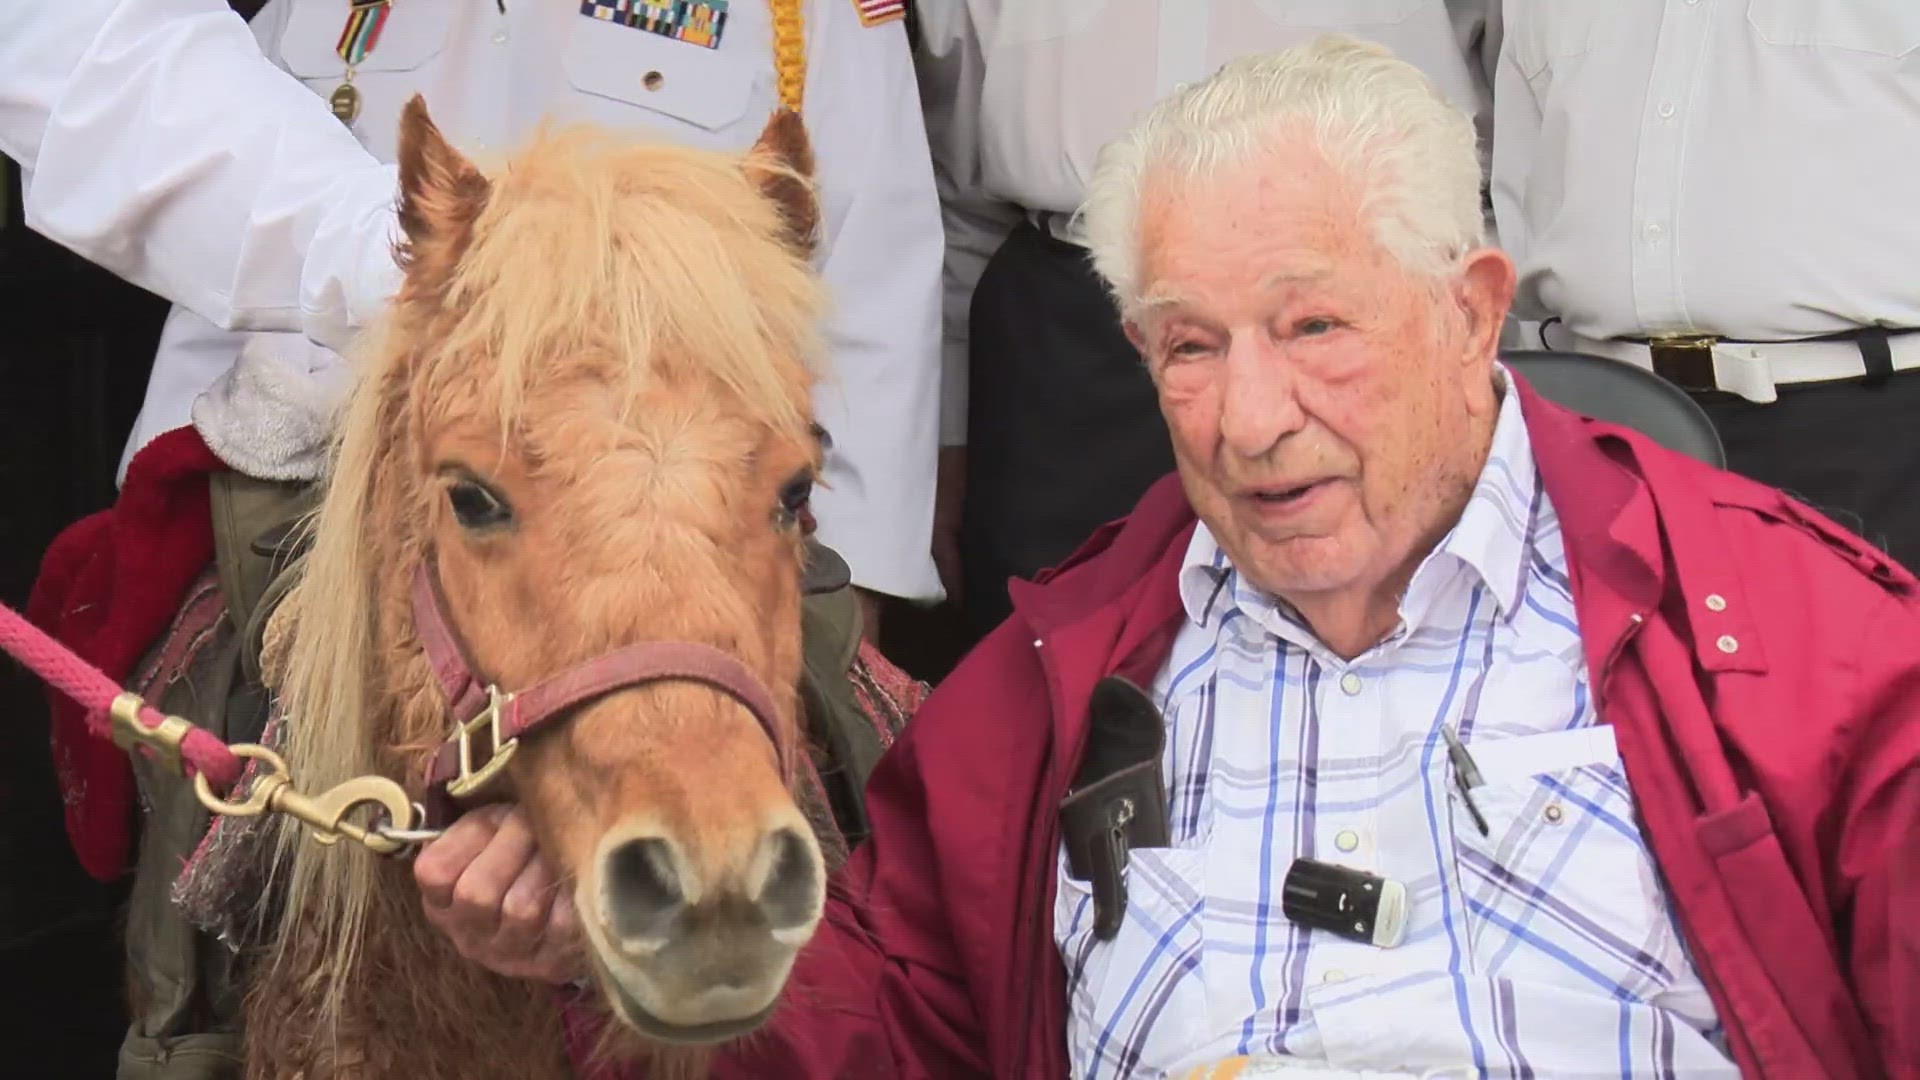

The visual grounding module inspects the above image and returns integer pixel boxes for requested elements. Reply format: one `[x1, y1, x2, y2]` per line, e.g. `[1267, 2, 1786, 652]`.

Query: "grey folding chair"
[1503, 350, 1726, 469]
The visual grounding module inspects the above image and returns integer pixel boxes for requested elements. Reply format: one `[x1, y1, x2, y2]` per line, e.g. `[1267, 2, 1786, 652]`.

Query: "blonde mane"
[250, 121, 826, 1076]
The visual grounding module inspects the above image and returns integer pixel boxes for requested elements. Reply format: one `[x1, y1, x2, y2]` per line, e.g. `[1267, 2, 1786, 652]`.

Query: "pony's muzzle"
[585, 811, 826, 1038]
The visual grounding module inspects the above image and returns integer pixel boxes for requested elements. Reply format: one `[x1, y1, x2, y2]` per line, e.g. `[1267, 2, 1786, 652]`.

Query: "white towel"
[190, 333, 351, 482]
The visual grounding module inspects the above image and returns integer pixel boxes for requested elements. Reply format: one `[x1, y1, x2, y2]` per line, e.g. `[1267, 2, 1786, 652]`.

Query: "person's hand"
[932, 446, 966, 601]
[413, 803, 585, 985]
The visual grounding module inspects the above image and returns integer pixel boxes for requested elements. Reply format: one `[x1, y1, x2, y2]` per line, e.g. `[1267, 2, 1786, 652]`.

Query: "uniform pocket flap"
[564, 16, 759, 131]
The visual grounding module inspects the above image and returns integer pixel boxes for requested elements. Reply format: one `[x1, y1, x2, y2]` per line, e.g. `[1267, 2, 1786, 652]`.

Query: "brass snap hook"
[194, 744, 423, 857]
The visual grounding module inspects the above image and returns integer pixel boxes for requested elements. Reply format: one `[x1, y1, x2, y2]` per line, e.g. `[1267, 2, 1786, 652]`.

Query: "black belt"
[1616, 325, 1919, 394]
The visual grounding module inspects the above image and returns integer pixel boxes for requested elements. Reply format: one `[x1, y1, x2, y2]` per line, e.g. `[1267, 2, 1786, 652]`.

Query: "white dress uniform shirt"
[1057, 374, 1735, 1079]
[913, 0, 1497, 444]
[0, 0, 946, 602]
[1490, 1, 1920, 345]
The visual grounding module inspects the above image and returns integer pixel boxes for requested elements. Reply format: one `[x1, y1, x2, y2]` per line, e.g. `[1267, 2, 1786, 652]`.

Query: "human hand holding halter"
[414, 803, 587, 986]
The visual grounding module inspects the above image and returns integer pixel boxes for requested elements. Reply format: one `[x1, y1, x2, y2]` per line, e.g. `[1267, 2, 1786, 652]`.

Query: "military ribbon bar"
[337, 0, 393, 67]
[581, 0, 730, 49]
[853, 0, 905, 27]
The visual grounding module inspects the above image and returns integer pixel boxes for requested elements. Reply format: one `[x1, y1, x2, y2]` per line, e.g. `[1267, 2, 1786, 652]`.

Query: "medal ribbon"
[336, 0, 392, 68]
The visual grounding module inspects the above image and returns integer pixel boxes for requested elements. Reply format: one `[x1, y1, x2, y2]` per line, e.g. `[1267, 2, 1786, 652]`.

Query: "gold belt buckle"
[1648, 335, 1719, 393]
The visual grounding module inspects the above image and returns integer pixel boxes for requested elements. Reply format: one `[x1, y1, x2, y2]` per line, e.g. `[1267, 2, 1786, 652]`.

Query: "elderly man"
[913, 0, 1495, 636]
[417, 37, 1919, 1079]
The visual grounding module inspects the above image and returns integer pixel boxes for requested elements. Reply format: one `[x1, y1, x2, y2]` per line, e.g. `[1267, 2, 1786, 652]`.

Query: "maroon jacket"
[694, 377, 1920, 1079]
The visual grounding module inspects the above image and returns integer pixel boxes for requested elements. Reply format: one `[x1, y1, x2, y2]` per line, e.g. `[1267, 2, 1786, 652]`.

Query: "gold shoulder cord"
[769, 0, 806, 113]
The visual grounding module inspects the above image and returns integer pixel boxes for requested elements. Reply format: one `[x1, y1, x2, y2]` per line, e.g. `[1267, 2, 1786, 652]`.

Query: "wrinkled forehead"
[1133, 150, 1390, 316]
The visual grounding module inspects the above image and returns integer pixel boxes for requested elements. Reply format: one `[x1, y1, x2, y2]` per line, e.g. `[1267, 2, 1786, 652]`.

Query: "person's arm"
[1445, 0, 1500, 243]
[1486, 2, 1545, 324]
[1836, 594, 1920, 1074]
[0, 0, 402, 354]
[913, 0, 1023, 454]
[797, 0, 947, 608]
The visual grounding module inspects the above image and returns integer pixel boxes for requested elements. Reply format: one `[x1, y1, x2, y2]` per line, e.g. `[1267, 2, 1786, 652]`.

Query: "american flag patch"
[853, 0, 906, 27]
[579, 0, 729, 49]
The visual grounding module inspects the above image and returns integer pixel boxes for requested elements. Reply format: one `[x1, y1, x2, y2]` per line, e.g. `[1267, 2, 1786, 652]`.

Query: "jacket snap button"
[1716, 635, 1739, 654]
[1544, 803, 1565, 824]
[643, 70, 665, 91]
[1704, 593, 1727, 612]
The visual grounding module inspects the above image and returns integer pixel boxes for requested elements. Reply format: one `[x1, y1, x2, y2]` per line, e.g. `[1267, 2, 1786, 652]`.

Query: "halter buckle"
[445, 685, 519, 800]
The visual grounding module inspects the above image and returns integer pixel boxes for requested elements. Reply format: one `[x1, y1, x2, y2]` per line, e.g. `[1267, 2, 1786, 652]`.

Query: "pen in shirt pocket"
[1442, 725, 1491, 837]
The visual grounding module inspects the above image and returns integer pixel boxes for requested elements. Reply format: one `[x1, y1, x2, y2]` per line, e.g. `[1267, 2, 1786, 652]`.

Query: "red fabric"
[25, 426, 225, 882]
[619, 374, 1920, 1079]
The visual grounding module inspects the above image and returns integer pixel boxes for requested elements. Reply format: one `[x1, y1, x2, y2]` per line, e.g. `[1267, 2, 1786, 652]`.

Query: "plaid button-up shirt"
[1055, 375, 1740, 1079]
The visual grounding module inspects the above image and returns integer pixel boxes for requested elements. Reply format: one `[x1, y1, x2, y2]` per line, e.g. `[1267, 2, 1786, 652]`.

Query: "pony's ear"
[394, 94, 490, 290]
[743, 108, 820, 260]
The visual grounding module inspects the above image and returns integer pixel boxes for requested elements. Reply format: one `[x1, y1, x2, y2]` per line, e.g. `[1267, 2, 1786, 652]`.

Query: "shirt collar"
[1177, 366, 1543, 633]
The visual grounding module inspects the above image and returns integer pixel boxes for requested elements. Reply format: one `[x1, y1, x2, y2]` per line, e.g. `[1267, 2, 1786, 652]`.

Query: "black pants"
[960, 223, 1175, 637]
[1694, 369, 1920, 574]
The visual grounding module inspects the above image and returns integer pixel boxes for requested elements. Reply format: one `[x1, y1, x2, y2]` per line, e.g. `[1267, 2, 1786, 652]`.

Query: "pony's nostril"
[753, 826, 821, 934]
[604, 836, 687, 945]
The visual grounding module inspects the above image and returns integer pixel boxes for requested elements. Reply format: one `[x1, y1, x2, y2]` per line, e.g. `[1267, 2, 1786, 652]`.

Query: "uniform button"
[1704, 593, 1727, 612]
[1717, 635, 1740, 654]
[492, 30, 508, 43]
[1658, 102, 1676, 119]
[1322, 969, 1348, 984]
[1335, 829, 1361, 853]
[1340, 672, 1363, 696]
[1644, 222, 1665, 241]
[1544, 803, 1565, 824]
[643, 70, 665, 91]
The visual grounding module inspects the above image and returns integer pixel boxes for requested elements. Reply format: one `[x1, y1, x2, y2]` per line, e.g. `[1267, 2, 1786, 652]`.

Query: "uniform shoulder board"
[853, 0, 907, 27]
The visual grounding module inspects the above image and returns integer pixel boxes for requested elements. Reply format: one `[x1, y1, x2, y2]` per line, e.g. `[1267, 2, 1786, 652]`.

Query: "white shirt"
[0, 0, 946, 602]
[1490, 0, 1920, 341]
[914, 0, 1497, 443]
[1056, 375, 1734, 1079]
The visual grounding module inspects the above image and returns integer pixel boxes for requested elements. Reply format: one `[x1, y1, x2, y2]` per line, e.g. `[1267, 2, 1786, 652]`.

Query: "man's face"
[1127, 138, 1512, 613]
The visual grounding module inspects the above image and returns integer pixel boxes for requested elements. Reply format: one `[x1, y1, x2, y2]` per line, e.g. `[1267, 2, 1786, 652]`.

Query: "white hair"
[1079, 34, 1487, 315]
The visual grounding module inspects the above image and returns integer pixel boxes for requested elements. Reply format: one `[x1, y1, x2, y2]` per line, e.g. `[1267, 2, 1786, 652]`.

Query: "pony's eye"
[448, 480, 512, 530]
[775, 474, 813, 529]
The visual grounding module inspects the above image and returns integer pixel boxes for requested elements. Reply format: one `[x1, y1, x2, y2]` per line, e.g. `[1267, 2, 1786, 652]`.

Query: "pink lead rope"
[0, 599, 244, 794]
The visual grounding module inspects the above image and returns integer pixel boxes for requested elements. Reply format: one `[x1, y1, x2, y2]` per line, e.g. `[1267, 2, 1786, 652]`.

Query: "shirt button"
[643, 70, 666, 91]
[1717, 635, 1740, 654]
[1322, 969, 1349, 984]
[1704, 593, 1727, 612]
[1544, 803, 1565, 824]
[1644, 222, 1665, 241]
[1658, 102, 1676, 119]
[492, 30, 508, 43]
[1339, 672, 1363, 696]
[1335, 829, 1361, 853]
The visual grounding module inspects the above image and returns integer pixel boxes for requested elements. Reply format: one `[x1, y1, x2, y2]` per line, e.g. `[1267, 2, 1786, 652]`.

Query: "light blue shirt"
[1055, 373, 1738, 1079]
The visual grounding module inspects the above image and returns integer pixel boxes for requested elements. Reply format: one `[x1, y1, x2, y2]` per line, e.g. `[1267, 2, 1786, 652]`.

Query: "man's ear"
[394, 94, 491, 294]
[743, 108, 820, 259]
[1454, 246, 1517, 361]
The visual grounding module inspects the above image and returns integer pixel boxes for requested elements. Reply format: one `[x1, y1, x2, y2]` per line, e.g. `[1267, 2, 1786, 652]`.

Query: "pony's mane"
[256, 124, 826, 1048]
